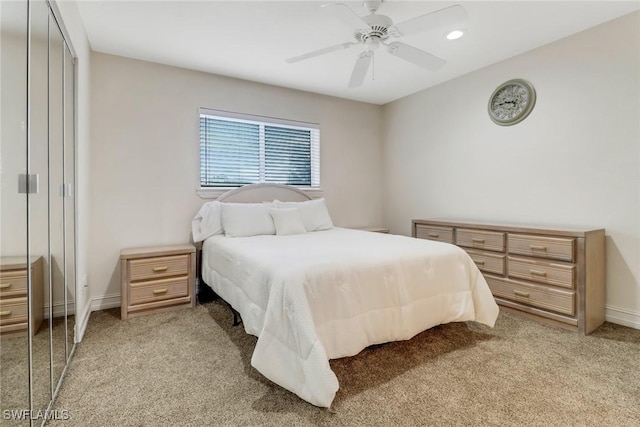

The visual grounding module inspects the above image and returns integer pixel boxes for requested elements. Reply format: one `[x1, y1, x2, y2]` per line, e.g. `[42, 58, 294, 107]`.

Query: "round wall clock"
[488, 79, 536, 126]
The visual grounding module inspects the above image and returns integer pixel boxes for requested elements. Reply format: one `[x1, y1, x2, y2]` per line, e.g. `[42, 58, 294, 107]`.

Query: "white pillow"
[276, 198, 333, 232]
[192, 201, 223, 242]
[221, 202, 276, 237]
[269, 208, 307, 236]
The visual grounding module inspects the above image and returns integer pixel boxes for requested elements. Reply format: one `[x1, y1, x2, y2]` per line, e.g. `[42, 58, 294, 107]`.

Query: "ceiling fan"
[286, 1, 467, 88]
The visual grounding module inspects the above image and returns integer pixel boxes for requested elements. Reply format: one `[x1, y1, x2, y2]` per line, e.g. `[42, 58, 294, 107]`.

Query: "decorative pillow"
[191, 201, 223, 242]
[276, 198, 333, 232]
[221, 202, 276, 237]
[269, 208, 307, 236]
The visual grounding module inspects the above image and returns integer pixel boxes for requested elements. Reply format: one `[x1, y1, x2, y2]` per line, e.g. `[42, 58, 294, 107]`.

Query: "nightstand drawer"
[0, 271, 28, 298]
[129, 277, 189, 306]
[508, 257, 574, 289]
[457, 229, 505, 252]
[487, 276, 575, 316]
[465, 249, 505, 275]
[0, 297, 28, 325]
[129, 255, 189, 282]
[415, 225, 454, 244]
[508, 234, 575, 262]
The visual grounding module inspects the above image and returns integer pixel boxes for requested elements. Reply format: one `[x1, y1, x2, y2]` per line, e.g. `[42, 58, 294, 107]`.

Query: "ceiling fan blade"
[322, 3, 369, 30]
[387, 42, 445, 71]
[391, 4, 467, 37]
[286, 42, 355, 63]
[348, 51, 373, 88]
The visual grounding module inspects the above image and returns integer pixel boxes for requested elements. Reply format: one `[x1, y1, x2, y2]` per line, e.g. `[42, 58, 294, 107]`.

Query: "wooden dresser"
[0, 256, 44, 338]
[412, 219, 606, 334]
[120, 245, 196, 320]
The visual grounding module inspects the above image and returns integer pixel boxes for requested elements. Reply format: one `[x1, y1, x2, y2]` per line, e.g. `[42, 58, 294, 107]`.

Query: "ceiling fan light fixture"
[445, 29, 465, 40]
[365, 37, 381, 51]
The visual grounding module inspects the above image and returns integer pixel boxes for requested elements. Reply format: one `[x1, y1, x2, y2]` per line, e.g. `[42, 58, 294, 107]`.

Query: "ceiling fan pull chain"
[372, 53, 375, 81]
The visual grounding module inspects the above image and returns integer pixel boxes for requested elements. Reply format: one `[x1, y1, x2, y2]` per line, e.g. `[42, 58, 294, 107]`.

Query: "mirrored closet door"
[0, 1, 30, 424]
[1, 1, 78, 425]
[48, 5, 69, 399]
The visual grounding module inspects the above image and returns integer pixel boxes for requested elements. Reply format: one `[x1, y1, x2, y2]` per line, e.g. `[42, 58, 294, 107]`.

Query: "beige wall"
[89, 53, 384, 304]
[382, 12, 640, 327]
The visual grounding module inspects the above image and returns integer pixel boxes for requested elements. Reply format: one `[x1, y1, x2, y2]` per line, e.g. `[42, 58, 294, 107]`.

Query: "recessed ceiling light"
[445, 30, 465, 40]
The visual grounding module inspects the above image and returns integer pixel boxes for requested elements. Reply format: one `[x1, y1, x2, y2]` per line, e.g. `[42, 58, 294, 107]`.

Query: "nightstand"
[120, 244, 196, 320]
[354, 227, 390, 234]
[0, 256, 44, 338]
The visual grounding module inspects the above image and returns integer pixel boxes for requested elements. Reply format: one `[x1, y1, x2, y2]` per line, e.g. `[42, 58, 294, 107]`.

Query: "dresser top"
[412, 219, 604, 238]
[120, 244, 195, 260]
[0, 256, 42, 270]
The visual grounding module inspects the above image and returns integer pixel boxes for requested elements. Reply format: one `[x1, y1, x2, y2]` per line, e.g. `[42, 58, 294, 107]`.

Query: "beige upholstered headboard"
[216, 183, 312, 203]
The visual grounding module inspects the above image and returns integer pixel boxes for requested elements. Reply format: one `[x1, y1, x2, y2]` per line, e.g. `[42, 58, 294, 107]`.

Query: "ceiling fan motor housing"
[355, 13, 393, 47]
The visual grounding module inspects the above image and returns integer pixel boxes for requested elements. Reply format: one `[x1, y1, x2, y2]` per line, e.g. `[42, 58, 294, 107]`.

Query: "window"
[199, 109, 320, 188]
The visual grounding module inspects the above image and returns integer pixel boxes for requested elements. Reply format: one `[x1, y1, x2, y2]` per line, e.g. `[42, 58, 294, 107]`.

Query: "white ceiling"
[76, 1, 640, 105]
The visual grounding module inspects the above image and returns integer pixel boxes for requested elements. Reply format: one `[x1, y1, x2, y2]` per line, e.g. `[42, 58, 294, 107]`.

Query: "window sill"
[196, 187, 324, 200]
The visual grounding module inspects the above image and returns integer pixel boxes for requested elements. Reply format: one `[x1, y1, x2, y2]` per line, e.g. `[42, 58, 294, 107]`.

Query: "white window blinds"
[199, 109, 320, 188]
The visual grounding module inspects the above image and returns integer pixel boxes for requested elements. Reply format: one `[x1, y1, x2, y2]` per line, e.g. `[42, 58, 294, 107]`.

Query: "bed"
[193, 184, 499, 408]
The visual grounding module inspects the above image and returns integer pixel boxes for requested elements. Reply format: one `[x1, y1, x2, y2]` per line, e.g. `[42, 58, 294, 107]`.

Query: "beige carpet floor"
[48, 302, 639, 426]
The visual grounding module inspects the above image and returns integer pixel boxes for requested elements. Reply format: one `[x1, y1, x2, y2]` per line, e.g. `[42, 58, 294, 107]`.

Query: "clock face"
[488, 79, 536, 126]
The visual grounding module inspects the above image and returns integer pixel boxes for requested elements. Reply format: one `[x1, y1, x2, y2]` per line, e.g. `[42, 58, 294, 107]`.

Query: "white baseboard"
[605, 305, 640, 329]
[91, 293, 121, 311]
[75, 301, 92, 343]
[44, 301, 75, 319]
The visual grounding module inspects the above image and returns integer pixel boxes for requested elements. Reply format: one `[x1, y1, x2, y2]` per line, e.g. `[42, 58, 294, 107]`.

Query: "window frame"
[197, 108, 321, 199]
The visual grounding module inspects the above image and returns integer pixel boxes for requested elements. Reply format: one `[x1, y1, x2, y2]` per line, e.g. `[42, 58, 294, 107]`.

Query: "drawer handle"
[153, 289, 168, 295]
[0, 283, 11, 289]
[514, 291, 530, 298]
[530, 269, 547, 277]
[472, 238, 485, 244]
[152, 266, 168, 273]
[428, 233, 439, 238]
[474, 260, 485, 265]
[529, 245, 547, 251]
[0, 310, 12, 316]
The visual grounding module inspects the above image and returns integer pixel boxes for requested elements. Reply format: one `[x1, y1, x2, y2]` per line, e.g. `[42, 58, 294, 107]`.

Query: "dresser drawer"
[0, 270, 28, 298]
[508, 234, 575, 262]
[508, 257, 575, 289]
[129, 277, 189, 306]
[486, 277, 575, 316]
[128, 255, 189, 282]
[457, 229, 505, 252]
[415, 225, 454, 244]
[0, 297, 28, 325]
[465, 249, 505, 275]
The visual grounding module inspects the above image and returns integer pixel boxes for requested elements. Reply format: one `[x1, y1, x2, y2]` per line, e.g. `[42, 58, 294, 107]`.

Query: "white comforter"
[202, 228, 499, 407]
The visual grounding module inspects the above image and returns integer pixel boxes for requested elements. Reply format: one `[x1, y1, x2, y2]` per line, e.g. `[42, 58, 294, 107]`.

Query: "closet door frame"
[44, 0, 79, 406]
[24, 1, 79, 424]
